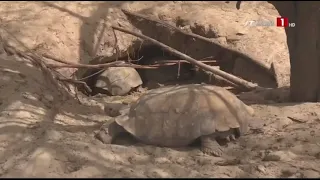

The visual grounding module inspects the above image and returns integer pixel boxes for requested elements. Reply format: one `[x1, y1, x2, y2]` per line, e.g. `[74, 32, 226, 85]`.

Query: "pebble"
[128, 155, 150, 164]
[22, 92, 40, 101]
[263, 150, 296, 162]
[281, 168, 297, 177]
[44, 129, 63, 141]
[153, 157, 171, 164]
[43, 94, 54, 102]
[256, 165, 266, 174]
[195, 156, 214, 166]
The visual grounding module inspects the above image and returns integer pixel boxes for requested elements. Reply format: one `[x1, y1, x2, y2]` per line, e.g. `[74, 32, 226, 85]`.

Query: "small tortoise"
[95, 84, 254, 156]
[95, 67, 142, 96]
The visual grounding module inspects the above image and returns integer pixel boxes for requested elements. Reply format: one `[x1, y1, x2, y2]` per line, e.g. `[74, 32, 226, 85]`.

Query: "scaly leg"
[104, 103, 126, 117]
[225, 134, 236, 142]
[95, 128, 113, 144]
[95, 121, 125, 144]
[200, 134, 225, 157]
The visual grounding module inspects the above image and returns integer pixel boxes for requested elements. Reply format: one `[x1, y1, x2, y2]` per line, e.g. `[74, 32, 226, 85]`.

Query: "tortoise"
[95, 84, 254, 156]
[95, 67, 143, 96]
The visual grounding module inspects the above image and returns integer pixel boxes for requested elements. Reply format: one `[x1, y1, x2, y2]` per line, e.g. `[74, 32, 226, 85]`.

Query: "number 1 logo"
[277, 17, 289, 27]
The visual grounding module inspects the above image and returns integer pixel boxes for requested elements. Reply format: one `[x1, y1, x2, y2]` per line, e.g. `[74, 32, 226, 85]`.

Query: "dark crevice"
[78, 41, 277, 97]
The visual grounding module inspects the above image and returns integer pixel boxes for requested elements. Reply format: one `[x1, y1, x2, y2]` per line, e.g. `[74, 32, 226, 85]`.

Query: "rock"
[44, 129, 63, 141]
[281, 168, 297, 177]
[22, 92, 40, 101]
[263, 150, 297, 162]
[43, 94, 54, 102]
[154, 157, 171, 164]
[256, 165, 267, 174]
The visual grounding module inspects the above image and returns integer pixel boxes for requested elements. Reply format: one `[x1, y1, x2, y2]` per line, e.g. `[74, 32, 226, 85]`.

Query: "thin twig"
[42, 53, 72, 65]
[48, 62, 162, 69]
[57, 77, 92, 93]
[47, 61, 123, 68]
[42, 53, 122, 68]
[150, 59, 218, 65]
[78, 69, 105, 81]
[112, 28, 120, 61]
[42, 53, 161, 69]
[44, 54, 205, 69]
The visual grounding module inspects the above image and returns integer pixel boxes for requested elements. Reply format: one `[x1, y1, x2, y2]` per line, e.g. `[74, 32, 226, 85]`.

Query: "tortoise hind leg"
[95, 121, 125, 144]
[200, 134, 224, 157]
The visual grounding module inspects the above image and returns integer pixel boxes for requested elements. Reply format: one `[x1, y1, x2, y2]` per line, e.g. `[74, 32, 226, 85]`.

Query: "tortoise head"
[104, 103, 129, 117]
[113, 108, 131, 131]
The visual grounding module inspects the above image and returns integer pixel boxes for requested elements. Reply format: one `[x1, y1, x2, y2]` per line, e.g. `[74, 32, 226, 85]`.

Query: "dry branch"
[112, 26, 260, 90]
[121, 9, 274, 77]
[57, 77, 92, 93]
[42, 53, 168, 69]
[48, 63, 160, 69]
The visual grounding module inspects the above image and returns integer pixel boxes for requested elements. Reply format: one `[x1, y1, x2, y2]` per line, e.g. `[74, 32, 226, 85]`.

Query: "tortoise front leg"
[95, 121, 125, 144]
[95, 128, 113, 144]
[200, 134, 225, 157]
[225, 134, 236, 142]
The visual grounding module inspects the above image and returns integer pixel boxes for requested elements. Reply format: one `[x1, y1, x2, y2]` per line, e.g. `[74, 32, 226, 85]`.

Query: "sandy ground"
[1, 52, 320, 178]
[0, 1, 319, 178]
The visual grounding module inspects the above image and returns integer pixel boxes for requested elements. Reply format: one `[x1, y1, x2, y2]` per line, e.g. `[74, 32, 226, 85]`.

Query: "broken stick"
[112, 26, 260, 90]
[150, 59, 218, 65]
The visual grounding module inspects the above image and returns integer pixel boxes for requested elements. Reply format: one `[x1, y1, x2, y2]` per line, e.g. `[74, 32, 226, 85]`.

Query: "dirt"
[0, 1, 319, 178]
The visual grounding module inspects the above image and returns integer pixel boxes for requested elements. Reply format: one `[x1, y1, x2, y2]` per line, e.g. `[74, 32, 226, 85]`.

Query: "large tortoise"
[95, 84, 254, 156]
